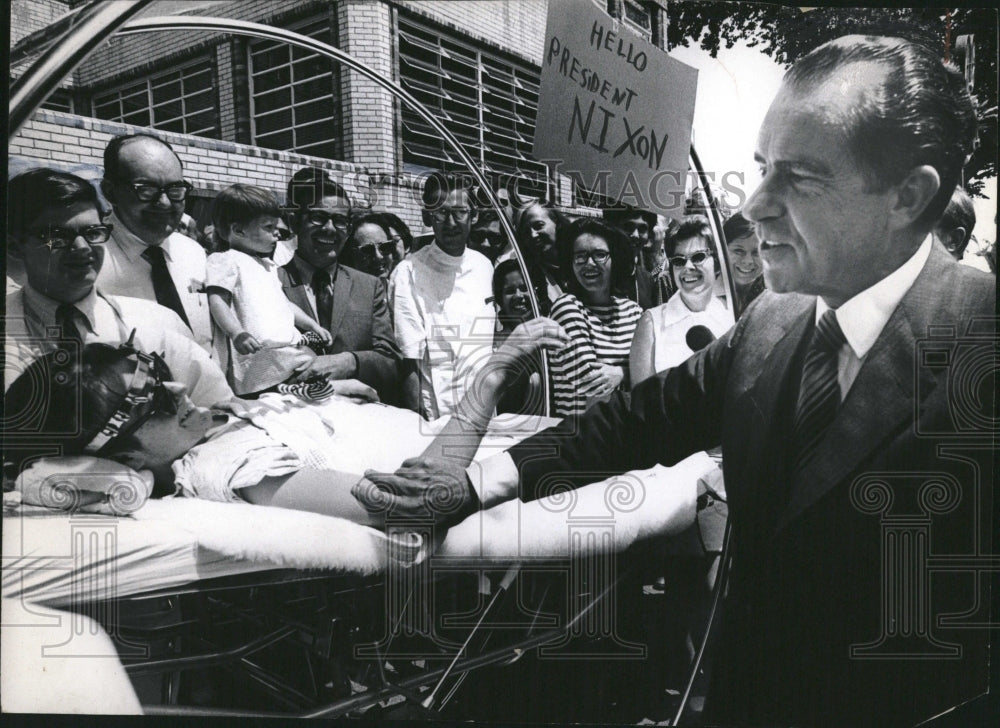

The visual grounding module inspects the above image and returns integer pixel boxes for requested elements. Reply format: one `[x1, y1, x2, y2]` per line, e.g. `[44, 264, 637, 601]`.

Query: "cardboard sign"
[533, 0, 698, 217]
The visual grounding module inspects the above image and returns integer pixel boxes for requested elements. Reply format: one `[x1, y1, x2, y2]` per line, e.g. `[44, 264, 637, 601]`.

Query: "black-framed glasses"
[31, 224, 114, 250]
[306, 210, 351, 230]
[427, 207, 471, 223]
[123, 181, 193, 202]
[669, 250, 712, 267]
[573, 250, 611, 266]
[274, 226, 294, 241]
[357, 241, 399, 259]
[470, 229, 504, 246]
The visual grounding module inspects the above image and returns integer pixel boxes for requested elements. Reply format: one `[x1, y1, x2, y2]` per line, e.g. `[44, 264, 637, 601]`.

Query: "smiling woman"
[628, 215, 734, 386]
[548, 218, 642, 417]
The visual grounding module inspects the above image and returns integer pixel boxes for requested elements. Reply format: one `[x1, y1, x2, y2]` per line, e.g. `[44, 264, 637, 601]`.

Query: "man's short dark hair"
[103, 133, 183, 182]
[7, 169, 103, 250]
[785, 34, 977, 228]
[285, 167, 350, 213]
[421, 171, 475, 209]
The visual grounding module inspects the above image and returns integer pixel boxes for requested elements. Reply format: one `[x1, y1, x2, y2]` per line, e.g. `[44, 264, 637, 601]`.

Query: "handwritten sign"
[533, 0, 698, 217]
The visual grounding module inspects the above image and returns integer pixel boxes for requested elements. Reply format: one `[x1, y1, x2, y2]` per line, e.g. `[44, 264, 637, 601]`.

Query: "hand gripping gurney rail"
[2, 395, 715, 717]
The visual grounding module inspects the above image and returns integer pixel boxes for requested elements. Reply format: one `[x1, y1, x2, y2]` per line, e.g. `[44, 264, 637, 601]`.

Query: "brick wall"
[9, 0, 69, 47]
[9, 109, 432, 235]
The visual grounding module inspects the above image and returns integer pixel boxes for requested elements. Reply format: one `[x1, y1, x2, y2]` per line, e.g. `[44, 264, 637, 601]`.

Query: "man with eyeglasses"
[604, 204, 673, 309]
[5, 168, 232, 410]
[96, 134, 216, 358]
[390, 171, 496, 419]
[277, 168, 402, 403]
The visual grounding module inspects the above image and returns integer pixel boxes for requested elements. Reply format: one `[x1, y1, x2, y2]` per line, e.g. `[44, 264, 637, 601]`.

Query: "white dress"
[206, 249, 303, 394]
[642, 283, 734, 373]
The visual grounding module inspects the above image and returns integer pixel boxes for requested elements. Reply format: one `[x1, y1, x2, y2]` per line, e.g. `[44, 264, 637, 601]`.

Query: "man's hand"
[292, 352, 357, 382]
[234, 331, 262, 354]
[352, 455, 478, 526]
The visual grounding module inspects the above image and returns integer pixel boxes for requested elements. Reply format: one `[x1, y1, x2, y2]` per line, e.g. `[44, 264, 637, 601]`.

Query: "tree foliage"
[665, 3, 997, 194]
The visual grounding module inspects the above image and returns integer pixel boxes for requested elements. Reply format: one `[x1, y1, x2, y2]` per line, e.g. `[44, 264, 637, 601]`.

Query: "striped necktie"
[791, 309, 846, 471]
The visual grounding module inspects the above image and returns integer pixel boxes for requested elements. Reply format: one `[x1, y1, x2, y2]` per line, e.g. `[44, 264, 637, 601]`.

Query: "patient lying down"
[5, 340, 397, 526]
[5, 325, 565, 529]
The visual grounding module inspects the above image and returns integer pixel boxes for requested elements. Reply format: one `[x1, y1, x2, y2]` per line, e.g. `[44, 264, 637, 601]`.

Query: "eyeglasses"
[306, 210, 351, 230]
[357, 241, 399, 259]
[123, 181, 193, 202]
[274, 226, 294, 241]
[31, 224, 114, 250]
[470, 230, 504, 247]
[669, 250, 712, 267]
[427, 207, 471, 223]
[573, 250, 611, 266]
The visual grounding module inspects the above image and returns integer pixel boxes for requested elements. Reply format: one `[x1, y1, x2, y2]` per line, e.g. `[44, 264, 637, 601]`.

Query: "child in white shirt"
[207, 184, 331, 395]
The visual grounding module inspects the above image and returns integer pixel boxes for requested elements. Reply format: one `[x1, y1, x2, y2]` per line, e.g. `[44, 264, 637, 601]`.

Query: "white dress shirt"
[5, 284, 233, 407]
[96, 213, 215, 357]
[472, 234, 936, 507]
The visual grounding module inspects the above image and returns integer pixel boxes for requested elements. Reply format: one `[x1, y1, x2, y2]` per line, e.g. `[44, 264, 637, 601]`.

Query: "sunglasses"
[31, 224, 114, 250]
[123, 181, 193, 203]
[306, 210, 351, 230]
[357, 241, 399, 259]
[86, 336, 177, 454]
[669, 250, 712, 267]
[470, 229, 504, 246]
[274, 226, 294, 241]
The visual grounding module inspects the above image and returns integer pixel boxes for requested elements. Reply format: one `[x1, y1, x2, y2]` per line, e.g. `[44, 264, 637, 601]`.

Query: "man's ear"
[945, 227, 968, 254]
[889, 164, 940, 230]
[422, 209, 433, 227]
[468, 208, 479, 226]
[100, 179, 118, 206]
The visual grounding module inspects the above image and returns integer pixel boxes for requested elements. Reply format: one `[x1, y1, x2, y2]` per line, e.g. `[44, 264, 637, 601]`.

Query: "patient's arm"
[352, 318, 568, 524]
[241, 469, 382, 528]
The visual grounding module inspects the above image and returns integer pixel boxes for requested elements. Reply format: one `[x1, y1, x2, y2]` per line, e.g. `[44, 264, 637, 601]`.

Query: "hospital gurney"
[3, 395, 715, 718]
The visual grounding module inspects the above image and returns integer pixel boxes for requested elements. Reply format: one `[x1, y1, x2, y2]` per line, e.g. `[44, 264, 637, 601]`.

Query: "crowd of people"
[3, 31, 996, 726]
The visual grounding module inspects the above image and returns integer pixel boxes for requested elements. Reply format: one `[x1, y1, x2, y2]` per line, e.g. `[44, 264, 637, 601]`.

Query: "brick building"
[9, 0, 670, 234]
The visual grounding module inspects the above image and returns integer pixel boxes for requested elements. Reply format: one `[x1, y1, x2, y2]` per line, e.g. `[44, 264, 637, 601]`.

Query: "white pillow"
[15, 456, 153, 515]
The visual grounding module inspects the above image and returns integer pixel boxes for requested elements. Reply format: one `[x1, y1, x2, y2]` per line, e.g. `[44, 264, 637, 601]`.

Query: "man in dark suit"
[278, 168, 401, 403]
[357, 35, 994, 725]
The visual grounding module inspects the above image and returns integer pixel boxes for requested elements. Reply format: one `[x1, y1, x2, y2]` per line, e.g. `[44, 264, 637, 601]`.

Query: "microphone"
[686, 325, 716, 352]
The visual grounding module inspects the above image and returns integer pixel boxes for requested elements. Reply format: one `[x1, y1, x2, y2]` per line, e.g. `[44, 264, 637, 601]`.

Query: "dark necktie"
[791, 309, 847, 471]
[312, 268, 333, 331]
[55, 303, 83, 347]
[141, 245, 191, 329]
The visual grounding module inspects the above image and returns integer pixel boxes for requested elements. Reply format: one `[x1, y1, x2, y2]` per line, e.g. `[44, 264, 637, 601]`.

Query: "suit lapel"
[775, 252, 945, 532]
[328, 266, 353, 341]
[280, 261, 318, 320]
[728, 296, 814, 507]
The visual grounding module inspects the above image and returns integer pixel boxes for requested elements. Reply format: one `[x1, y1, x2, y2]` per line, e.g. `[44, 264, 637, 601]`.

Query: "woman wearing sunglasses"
[548, 218, 642, 417]
[344, 212, 403, 281]
[628, 215, 734, 387]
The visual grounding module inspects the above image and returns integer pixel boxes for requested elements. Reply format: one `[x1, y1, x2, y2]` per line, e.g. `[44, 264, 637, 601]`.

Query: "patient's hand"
[329, 379, 379, 402]
[352, 455, 477, 526]
[493, 317, 568, 369]
[291, 352, 358, 382]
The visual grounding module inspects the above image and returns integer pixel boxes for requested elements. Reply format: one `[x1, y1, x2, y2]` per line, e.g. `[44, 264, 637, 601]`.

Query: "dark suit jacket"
[508, 245, 994, 725]
[278, 259, 401, 402]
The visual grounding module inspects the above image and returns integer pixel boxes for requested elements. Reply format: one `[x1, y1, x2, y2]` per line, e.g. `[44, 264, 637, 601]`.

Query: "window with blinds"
[248, 13, 343, 160]
[92, 58, 217, 138]
[397, 12, 550, 200]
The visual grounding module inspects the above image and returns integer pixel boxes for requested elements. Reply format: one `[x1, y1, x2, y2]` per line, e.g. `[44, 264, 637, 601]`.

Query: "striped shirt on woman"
[548, 293, 643, 416]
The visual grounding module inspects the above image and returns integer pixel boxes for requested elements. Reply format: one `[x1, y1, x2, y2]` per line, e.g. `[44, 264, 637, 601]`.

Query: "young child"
[207, 184, 332, 395]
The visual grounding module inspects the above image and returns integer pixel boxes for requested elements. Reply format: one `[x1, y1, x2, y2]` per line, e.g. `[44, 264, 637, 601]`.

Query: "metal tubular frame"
[9, 9, 550, 414]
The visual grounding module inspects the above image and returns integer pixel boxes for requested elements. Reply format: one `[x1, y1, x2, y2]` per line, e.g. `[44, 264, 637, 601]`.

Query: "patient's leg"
[240, 470, 382, 528]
